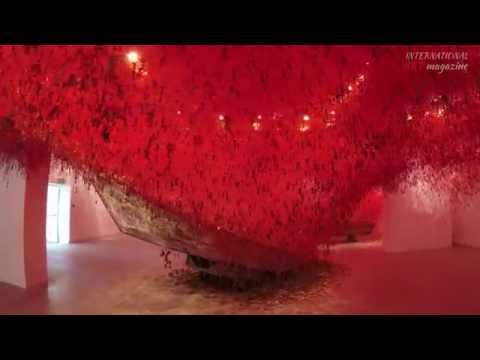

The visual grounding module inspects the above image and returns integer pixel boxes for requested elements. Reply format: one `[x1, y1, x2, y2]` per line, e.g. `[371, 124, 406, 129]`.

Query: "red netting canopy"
[1, 45, 480, 270]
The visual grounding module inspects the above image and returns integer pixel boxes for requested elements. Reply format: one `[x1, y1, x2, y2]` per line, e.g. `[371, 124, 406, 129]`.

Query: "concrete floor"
[2, 234, 480, 314]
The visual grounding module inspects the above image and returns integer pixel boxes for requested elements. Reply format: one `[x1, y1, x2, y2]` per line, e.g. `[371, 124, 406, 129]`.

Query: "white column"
[0, 155, 49, 288]
[0, 169, 28, 287]
[383, 177, 452, 252]
[452, 193, 480, 247]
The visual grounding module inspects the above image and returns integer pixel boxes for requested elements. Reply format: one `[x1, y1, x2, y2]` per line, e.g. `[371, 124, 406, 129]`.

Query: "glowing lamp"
[126, 51, 139, 64]
[299, 123, 310, 132]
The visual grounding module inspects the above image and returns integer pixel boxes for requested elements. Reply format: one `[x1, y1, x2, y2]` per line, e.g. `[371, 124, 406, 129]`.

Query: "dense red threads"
[1, 45, 480, 269]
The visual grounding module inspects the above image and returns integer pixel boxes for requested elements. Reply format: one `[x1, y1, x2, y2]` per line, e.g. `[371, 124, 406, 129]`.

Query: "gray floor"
[2, 235, 480, 314]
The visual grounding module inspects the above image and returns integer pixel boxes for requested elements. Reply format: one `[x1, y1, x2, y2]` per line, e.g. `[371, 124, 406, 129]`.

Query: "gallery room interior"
[2, 45, 480, 314]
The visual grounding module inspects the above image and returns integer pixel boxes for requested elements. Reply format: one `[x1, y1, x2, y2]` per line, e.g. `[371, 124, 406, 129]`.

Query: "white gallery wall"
[49, 165, 120, 242]
[382, 168, 480, 251]
[452, 193, 480, 247]
[382, 180, 453, 252]
[0, 170, 27, 287]
[0, 160, 119, 289]
[0, 156, 50, 289]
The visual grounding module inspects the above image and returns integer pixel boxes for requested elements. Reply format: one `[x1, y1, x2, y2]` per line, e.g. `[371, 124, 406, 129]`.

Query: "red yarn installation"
[1, 45, 480, 267]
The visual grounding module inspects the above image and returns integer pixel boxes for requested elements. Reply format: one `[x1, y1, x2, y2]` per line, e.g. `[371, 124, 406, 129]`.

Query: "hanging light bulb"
[217, 114, 228, 130]
[434, 107, 445, 118]
[126, 51, 139, 64]
[303, 114, 311, 122]
[299, 123, 310, 132]
[126, 51, 147, 78]
[252, 121, 261, 131]
[251, 115, 262, 131]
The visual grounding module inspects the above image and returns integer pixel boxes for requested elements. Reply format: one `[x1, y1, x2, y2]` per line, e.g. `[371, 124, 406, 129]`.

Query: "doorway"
[46, 182, 71, 244]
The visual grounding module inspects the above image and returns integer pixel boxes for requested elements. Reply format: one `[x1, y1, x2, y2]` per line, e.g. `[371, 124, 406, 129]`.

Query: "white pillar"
[0, 156, 49, 288]
[383, 177, 452, 252]
[452, 193, 480, 247]
[0, 169, 28, 287]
